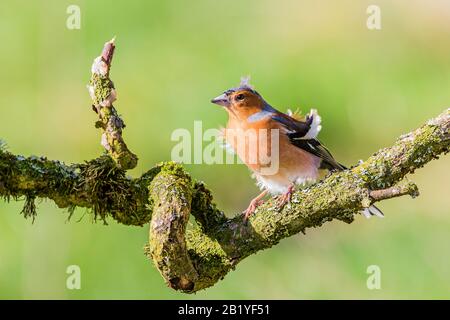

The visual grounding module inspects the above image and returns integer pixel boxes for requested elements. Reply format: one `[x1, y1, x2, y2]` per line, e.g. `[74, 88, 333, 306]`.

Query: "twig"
[88, 38, 138, 170]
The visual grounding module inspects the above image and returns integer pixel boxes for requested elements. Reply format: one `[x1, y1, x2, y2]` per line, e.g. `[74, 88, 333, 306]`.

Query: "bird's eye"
[235, 93, 245, 101]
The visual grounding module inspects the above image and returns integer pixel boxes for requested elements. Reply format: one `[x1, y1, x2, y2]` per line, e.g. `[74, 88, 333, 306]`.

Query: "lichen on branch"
[87, 38, 138, 170]
[0, 40, 448, 293]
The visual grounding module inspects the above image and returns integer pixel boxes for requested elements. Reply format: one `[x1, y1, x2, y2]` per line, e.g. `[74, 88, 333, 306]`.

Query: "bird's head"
[211, 77, 267, 119]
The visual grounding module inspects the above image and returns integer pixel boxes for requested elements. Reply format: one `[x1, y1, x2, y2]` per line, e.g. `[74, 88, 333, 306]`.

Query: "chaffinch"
[211, 77, 383, 219]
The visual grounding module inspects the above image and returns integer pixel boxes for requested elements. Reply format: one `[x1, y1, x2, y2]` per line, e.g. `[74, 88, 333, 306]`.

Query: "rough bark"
[0, 40, 448, 293]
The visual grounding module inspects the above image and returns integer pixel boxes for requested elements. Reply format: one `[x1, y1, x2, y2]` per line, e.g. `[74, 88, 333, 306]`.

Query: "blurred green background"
[0, 0, 449, 299]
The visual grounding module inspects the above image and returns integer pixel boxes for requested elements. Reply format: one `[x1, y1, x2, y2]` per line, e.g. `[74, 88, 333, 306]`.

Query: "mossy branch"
[0, 40, 448, 293]
[88, 38, 138, 170]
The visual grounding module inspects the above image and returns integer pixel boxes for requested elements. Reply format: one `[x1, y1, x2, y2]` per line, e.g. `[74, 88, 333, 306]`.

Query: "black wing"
[271, 111, 346, 171]
[287, 137, 346, 171]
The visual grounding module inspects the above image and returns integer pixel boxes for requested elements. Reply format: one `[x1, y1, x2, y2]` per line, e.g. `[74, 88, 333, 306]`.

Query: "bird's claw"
[243, 199, 265, 220]
[275, 185, 295, 210]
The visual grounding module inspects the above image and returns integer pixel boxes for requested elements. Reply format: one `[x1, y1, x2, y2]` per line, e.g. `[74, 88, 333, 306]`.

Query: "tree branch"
[369, 181, 419, 202]
[88, 38, 138, 170]
[0, 40, 448, 293]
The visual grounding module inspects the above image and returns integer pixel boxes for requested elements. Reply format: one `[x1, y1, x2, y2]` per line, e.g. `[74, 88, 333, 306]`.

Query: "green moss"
[90, 73, 113, 106]
[185, 227, 233, 292]
[89, 68, 138, 170]
[21, 193, 37, 222]
[191, 181, 227, 231]
[75, 155, 151, 225]
[0, 151, 152, 225]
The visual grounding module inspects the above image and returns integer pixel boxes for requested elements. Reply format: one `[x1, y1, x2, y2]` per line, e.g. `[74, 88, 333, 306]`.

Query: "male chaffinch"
[211, 77, 384, 219]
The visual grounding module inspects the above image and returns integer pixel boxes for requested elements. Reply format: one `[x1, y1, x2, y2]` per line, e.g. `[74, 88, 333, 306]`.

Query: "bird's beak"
[211, 93, 230, 107]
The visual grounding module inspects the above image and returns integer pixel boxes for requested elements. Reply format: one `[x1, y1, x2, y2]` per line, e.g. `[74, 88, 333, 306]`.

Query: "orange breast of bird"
[224, 114, 321, 186]
[224, 115, 276, 173]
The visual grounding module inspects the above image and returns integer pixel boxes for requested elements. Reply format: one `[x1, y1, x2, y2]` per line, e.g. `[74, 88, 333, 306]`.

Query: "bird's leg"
[243, 190, 269, 219]
[276, 183, 295, 210]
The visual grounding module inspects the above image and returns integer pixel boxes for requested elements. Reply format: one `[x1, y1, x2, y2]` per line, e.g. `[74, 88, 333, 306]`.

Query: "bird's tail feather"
[362, 205, 384, 218]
